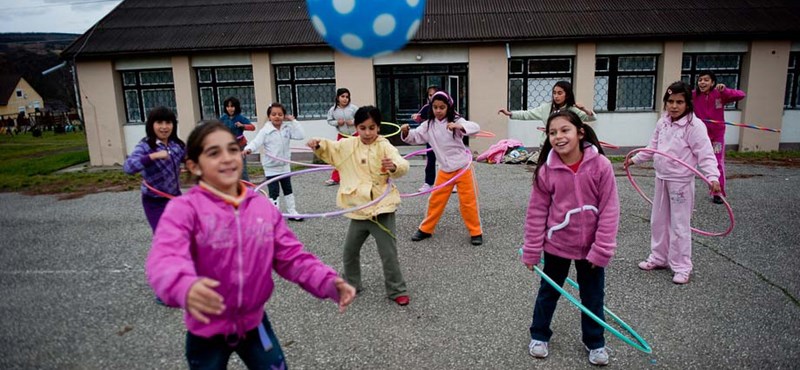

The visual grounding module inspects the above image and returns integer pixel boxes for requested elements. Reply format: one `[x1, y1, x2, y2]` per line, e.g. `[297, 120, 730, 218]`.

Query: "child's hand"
[624, 158, 635, 169]
[710, 180, 721, 194]
[400, 124, 410, 134]
[235, 122, 244, 128]
[149, 150, 169, 160]
[575, 102, 594, 115]
[242, 149, 252, 157]
[411, 113, 421, 123]
[337, 118, 345, 126]
[525, 264, 534, 271]
[307, 139, 321, 150]
[285, 114, 295, 121]
[187, 278, 225, 324]
[381, 157, 397, 173]
[716, 83, 727, 91]
[497, 108, 512, 117]
[334, 277, 356, 313]
[446, 122, 463, 132]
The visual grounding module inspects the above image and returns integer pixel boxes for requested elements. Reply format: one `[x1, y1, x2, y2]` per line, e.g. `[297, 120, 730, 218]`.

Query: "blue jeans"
[186, 313, 287, 370]
[530, 252, 606, 349]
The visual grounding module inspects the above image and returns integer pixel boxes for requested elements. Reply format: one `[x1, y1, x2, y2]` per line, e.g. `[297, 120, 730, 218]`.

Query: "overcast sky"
[1, 0, 123, 34]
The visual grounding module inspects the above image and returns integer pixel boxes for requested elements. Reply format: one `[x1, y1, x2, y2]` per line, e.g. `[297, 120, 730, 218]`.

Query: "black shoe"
[411, 230, 432, 241]
[471, 235, 483, 246]
[288, 217, 304, 222]
[712, 196, 724, 204]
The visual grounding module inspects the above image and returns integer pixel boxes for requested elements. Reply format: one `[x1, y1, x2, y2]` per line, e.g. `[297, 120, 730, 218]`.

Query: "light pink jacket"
[522, 145, 620, 267]
[401, 117, 479, 172]
[146, 186, 340, 339]
[632, 113, 720, 182]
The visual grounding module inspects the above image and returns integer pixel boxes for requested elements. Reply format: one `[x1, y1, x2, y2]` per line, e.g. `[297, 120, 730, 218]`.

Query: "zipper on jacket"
[234, 209, 244, 313]
[573, 169, 587, 248]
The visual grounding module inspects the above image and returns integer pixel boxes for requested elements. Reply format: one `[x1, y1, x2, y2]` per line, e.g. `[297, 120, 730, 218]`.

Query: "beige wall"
[0, 78, 44, 116]
[658, 41, 684, 106]
[738, 40, 791, 151]
[171, 56, 200, 141]
[468, 45, 507, 154]
[77, 60, 127, 166]
[574, 43, 596, 107]
[251, 52, 275, 129]
[334, 52, 375, 106]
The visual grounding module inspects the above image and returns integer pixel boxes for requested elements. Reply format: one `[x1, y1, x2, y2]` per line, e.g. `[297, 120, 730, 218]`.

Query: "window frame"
[195, 66, 257, 120]
[594, 55, 658, 112]
[15, 89, 23, 98]
[120, 69, 176, 123]
[506, 56, 574, 111]
[786, 52, 800, 109]
[273, 63, 336, 120]
[681, 53, 744, 110]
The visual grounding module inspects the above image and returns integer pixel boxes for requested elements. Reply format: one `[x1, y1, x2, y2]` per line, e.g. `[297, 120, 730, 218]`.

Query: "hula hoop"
[263, 151, 333, 168]
[253, 167, 393, 219]
[399, 148, 473, 198]
[518, 249, 653, 353]
[340, 122, 402, 138]
[625, 148, 734, 237]
[143, 179, 267, 200]
[474, 130, 496, 138]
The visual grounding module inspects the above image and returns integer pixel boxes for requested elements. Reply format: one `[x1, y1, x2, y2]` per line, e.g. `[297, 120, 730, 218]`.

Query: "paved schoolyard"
[0, 153, 798, 369]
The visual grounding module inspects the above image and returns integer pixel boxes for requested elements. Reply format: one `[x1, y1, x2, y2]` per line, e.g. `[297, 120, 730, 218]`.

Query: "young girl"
[521, 110, 619, 366]
[692, 71, 746, 204]
[498, 80, 596, 125]
[220, 97, 255, 181]
[123, 106, 185, 232]
[626, 81, 721, 285]
[147, 121, 355, 369]
[243, 103, 305, 222]
[324, 88, 358, 186]
[400, 91, 483, 245]
[411, 85, 439, 192]
[308, 106, 411, 306]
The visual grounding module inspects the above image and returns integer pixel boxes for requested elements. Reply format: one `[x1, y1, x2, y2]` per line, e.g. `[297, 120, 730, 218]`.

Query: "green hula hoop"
[520, 249, 653, 353]
[339, 122, 402, 139]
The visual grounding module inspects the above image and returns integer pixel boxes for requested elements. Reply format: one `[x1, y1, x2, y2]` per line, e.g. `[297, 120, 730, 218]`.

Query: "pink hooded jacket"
[522, 144, 620, 267]
[693, 87, 746, 139]
[146, 186, 340, 339]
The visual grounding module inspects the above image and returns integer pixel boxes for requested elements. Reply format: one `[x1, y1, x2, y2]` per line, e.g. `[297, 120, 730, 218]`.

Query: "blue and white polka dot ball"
[307, 0, 426, 58]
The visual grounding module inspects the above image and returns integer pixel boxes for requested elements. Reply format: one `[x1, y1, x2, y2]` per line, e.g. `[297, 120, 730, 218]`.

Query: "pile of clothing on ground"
[476, 139, 539, 164]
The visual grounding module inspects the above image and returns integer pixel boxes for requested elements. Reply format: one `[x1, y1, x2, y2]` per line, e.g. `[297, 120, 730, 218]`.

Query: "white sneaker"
[587, 346, 609, 366]
[452, 185, 458, 193]
[418, 183, 432, 192]
[528, 339, 548, 358]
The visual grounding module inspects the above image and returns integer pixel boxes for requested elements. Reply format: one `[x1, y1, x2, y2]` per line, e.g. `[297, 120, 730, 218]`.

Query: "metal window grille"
[121, 69, 177, 123]
[785, 52, 800, 109]
[507, 57, 573, 111]
[196, 67, 256, 121]
[681, 53, 743, 110]
[274, 64, 335, 119]
[594, 55, 657, 112]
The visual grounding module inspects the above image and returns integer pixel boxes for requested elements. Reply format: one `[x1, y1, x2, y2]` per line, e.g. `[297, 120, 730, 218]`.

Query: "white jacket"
[244, 121, 305, 176]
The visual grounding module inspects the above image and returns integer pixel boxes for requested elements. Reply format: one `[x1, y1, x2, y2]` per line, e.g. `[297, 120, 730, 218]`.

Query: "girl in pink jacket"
[146, 121, 355, 369]
[521, 110, 619, 366]
[626, 81, 721, 285]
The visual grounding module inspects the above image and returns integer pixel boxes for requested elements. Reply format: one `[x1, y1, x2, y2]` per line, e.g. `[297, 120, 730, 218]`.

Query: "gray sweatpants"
[342, 213, 407, 299]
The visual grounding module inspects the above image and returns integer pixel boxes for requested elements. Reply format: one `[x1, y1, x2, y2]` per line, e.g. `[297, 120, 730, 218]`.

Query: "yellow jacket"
[314, 136, 408, 220]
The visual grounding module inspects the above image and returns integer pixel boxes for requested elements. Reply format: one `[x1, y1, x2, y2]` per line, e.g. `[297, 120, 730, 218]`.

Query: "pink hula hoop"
[399, 148, 472, 198]
[143, 179, 265, 200]
[263, 151, 333, 168]
[624, 148, 734, 237]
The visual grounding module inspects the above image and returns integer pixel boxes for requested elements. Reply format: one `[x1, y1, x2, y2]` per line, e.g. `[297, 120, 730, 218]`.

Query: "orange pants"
[419, 165, 482, 237]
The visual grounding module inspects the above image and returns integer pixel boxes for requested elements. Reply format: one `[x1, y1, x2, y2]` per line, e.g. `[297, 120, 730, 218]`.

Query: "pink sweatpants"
[705, 122, 727, 196]
[647, 179, 695, 273]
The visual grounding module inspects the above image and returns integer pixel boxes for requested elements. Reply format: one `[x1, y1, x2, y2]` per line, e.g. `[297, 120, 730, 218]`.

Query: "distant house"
[62, 0, 800, 166]
[0, 75, 44, 118]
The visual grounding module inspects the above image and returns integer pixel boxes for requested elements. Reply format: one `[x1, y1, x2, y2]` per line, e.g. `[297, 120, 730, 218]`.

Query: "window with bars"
[196, 66, 256, 120]
[681, 53, 743, 109]
[121, 69, 177, 123]
[594, 55, 658, 112]
[507, 57, 573, 111]
[786, 52, 800, 109]
[274, 64, 336, 120]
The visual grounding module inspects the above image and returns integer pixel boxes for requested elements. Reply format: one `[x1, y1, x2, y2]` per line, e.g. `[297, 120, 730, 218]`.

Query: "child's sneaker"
[528, 339, 548, 358]
[672, 271, 690, 284]
[638, 260, 666, 271]
[586, 346, 609, 366]
[418, 183, 432, 192]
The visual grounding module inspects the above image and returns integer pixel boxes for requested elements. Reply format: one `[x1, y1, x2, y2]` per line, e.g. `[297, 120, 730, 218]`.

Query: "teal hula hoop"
[520, 249, 653, 354]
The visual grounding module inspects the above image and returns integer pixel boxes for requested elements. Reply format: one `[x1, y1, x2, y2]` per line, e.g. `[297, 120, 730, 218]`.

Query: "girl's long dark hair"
[533, 110, 604, 189]
[222, 96, 241, 116]
[145, 106, 184, 150]
[354, 105, 382, 132]
[550, 80, 577, 114]
[694, 71, 717, 95]
[334, 88, 351, 107]
[186, 120, 232, 163]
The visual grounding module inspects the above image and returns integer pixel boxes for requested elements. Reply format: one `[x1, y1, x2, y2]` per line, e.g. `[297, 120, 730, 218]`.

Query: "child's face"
[431, 99, 449, 120]
[552, 86, 566, 106]
[427, 88, 437, 100]
[195, 130, 242, 195]
[356, 118, 380, 145]
[697, 75, 714, 93]
[337, 93, 350, 107]
[225, 104, 236, 116]
[269, 108, 285, 126]
[153, 120, 173, 142]
[548, 117, 584, 161]
[665, 93, 688, 120]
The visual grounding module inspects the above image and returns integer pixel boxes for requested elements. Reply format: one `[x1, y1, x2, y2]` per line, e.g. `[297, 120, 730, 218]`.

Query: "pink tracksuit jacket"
[522, 144, 620, 268]
[146, 186, 340, 339]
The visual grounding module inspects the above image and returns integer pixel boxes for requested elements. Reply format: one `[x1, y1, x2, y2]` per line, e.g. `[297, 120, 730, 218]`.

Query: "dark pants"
[141, 194, 170, 232]
[424, 144, 437, 186]
[186, 313, 286, 370]
[342, 213, 407, 299]
[242, 154, 250, 182]
[530, 252, 606, 350]
[265, 175, 293, 199]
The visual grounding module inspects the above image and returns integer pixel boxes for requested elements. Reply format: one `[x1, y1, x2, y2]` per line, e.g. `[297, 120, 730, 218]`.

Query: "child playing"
[220, 96, 256, 181]
[626, 81, 721, 285]
[400, 91, 484, 245]
[692, 71, 746, 204]
[243, 103, 305, 222]
[324, 88, 358, 186]
[411, 85, 439, 192]
[521, 110, 619, 366]
[498, 80, 596, 125]
[308, 106, 411, 306]
[147, 120, 355, 369]
[123, 106, 185, 232]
